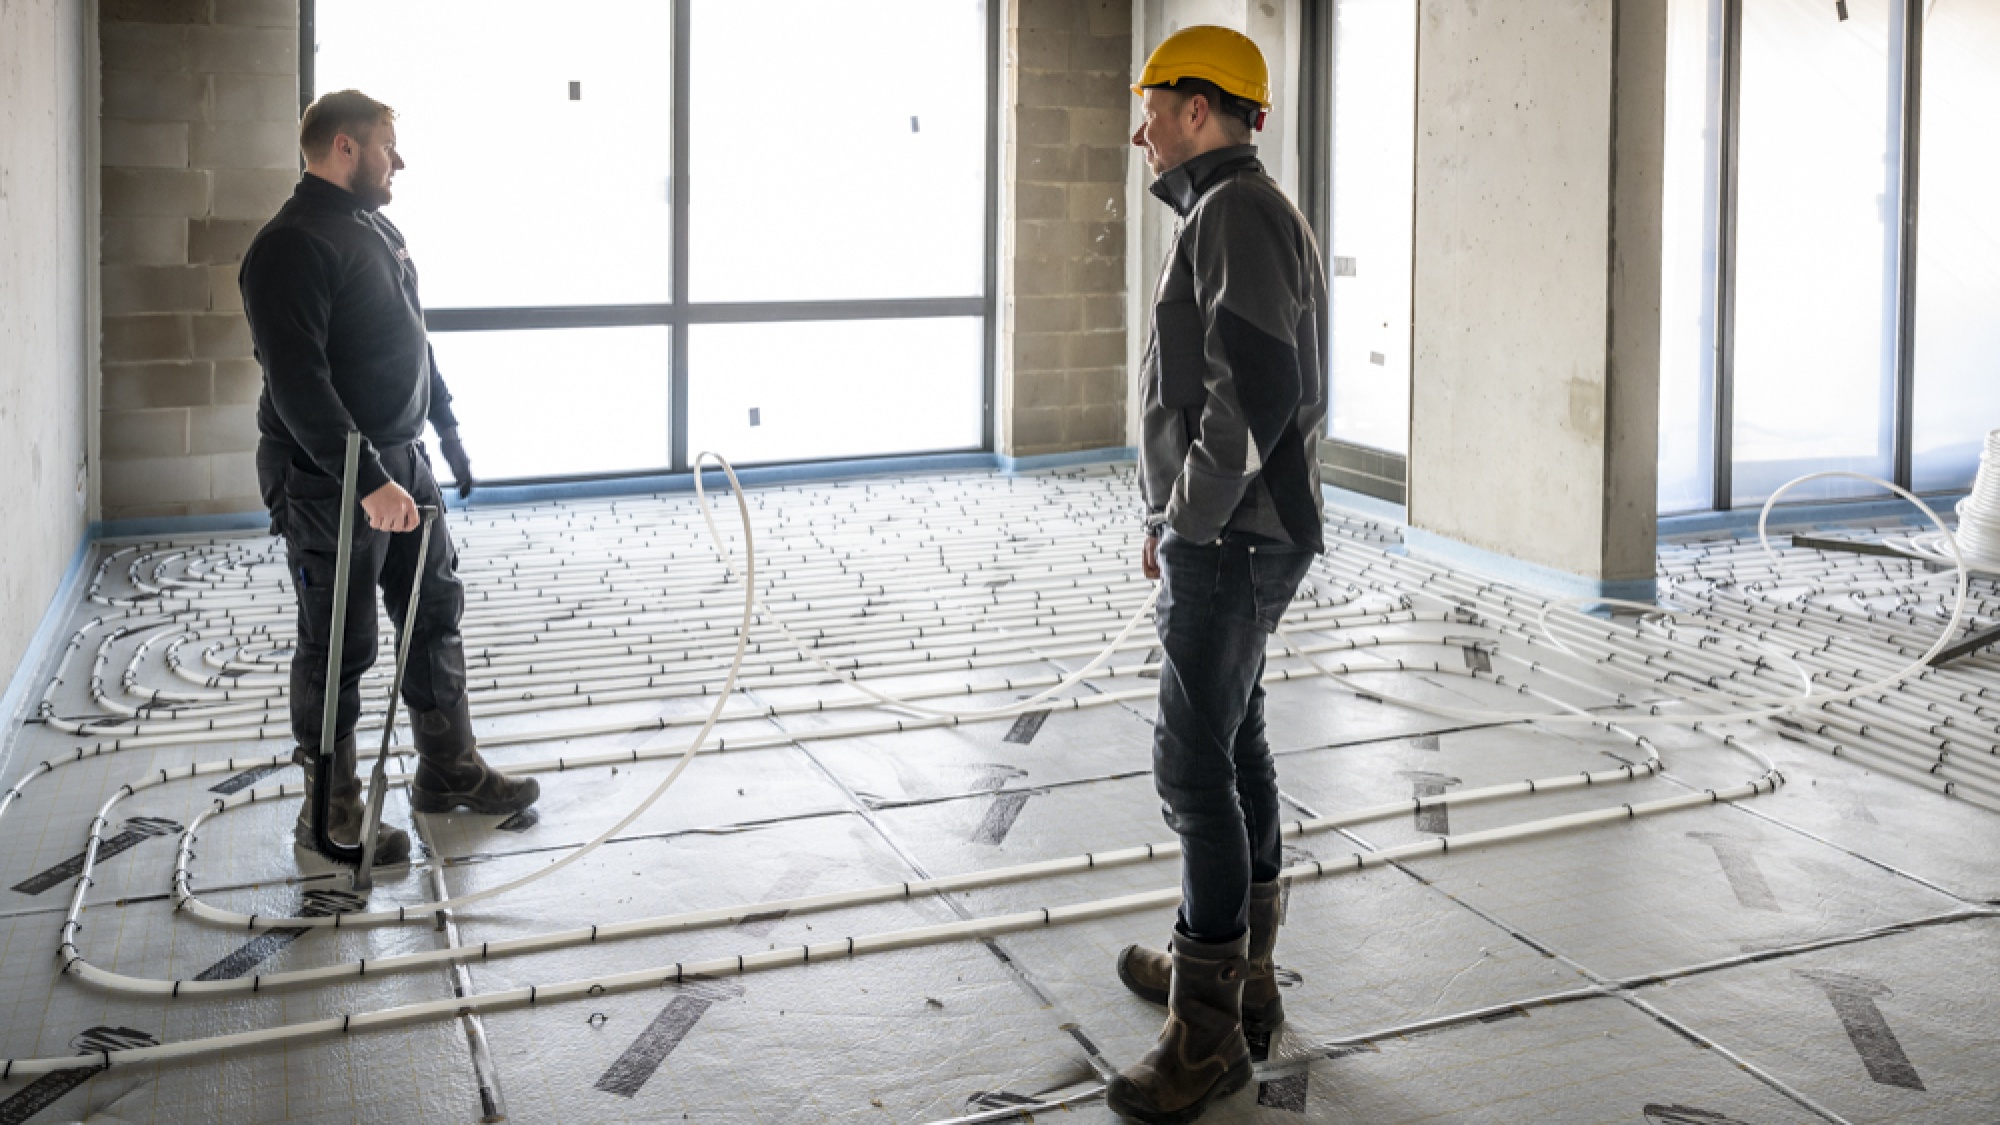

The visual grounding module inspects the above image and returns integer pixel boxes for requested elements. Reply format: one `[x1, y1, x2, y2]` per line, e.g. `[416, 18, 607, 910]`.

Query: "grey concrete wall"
[1407, 0, 1664, 583]
[1001, 0, 1133, 457]
[97, 0, 296, 521]
[1, 0, 94, 694]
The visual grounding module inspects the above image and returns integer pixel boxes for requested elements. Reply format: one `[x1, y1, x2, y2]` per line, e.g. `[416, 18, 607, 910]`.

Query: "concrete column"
[0, 0, 93, 709]
[1406, 0, 1666, 599]
[98, 0, 297, 521]
[1000, 0, 1133, 459]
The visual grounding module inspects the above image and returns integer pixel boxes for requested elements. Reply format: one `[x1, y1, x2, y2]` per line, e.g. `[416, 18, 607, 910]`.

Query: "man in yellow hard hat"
[1113, 24, 1327, 1124]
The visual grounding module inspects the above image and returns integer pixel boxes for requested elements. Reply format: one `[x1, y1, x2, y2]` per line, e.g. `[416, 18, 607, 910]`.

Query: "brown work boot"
[293, 735, 412, 865]
[1116, 881, 1286, 1037]
[1106, 931, 1254, 1124]
[408, 696, 539, 815]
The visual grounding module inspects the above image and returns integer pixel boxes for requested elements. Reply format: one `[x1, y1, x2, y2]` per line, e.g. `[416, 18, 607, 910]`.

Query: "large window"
[1909, 2, 2000, 493]
[1655, 0, 1726, 513]
[1728, 0, 1901, 505]
[1659, 0, 1999, 512]
[1324, 0, 1416, 458]
[312, 0, 994, 482]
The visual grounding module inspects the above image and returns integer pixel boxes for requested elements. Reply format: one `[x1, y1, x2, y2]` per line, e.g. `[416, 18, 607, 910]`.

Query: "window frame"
[1710, 0, 1926, 511]
[301, 0, 1000, 483]
[1295, 0, 1952, 515]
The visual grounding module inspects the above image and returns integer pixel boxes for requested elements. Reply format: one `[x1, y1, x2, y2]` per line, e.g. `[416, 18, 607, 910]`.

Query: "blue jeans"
[1152, 528, 1316, 944]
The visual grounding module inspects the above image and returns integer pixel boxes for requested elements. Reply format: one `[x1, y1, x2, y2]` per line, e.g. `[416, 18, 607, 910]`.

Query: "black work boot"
[1106, 931, 1254, 1124]
[1116, 881, 1286, 1037]
[293, 735, 412, 865]
[409, 696, 539, 815]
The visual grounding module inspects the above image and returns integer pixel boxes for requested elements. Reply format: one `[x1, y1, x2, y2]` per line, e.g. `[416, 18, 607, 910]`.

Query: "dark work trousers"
[1151, 527, 1316, 944]
[260, 440, 468, 750]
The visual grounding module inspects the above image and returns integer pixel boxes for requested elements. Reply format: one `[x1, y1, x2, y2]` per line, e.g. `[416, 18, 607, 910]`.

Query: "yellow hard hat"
[1131, 25, 1271, 109]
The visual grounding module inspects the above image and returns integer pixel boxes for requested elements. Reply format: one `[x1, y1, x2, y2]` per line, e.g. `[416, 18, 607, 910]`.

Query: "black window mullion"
[1713, 0, 1744, 513]
[1891, 0, 1924, 491]
[669, 0, 693, 474]
[980, 0, 1000, 453]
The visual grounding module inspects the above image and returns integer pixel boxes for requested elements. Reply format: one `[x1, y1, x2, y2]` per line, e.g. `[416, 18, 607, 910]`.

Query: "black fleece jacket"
[240, 174, 458, 499]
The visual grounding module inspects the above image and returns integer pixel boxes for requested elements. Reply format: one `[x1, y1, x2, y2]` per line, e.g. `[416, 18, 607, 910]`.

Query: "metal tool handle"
[354, 502, 442, 891]
[312, 433, 367, 868]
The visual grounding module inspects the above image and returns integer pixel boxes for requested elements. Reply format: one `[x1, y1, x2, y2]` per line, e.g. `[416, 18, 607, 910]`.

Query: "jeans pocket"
[1248, 545, 1314, 632]
[1156, 529, 1224, 643]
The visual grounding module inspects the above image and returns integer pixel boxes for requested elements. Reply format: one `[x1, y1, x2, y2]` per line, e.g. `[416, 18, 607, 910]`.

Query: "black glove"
[438, 429, 475, 500]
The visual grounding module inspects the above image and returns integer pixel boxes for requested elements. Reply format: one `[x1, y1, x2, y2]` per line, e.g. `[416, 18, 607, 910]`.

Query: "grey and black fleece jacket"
[1139, 145, 1327, 552]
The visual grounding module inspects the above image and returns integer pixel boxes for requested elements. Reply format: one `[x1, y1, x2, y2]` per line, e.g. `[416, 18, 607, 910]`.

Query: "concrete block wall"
[1001, 0, 1133, 457]
[98, 0, 297, 521]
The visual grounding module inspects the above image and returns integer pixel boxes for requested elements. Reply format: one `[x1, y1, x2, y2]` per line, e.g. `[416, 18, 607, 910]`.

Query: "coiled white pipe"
[1897, 428, 2000, 570]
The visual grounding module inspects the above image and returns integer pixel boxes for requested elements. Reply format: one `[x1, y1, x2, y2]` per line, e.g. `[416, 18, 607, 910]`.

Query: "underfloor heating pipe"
[1, 466, 1991, 1078]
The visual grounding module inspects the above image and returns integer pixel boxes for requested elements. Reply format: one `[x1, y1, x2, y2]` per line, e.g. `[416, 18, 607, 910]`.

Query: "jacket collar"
[1149, 144, 1262, 217]
[296, 172, 375, 213]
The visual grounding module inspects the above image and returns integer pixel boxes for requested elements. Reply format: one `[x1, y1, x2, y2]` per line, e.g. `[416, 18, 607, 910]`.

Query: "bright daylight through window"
[315, 0, 990, 482]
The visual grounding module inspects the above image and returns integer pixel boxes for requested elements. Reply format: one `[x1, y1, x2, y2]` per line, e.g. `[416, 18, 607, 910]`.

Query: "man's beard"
[354, 166, 393, 209]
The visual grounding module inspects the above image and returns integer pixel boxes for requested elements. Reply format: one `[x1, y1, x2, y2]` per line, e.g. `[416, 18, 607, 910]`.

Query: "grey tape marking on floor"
[9, 818, 183, 897]
[193, 928, 310, 982]
[208, 763, 286, 796]
[0, 1028, 159, 1125]
[1397, 771, 1462, 836]
[1687, 832, 1782, 912]
[1409, 734, 1440, 751]
[966, 1090, 1041, 1110]
[1002, 709, 1050, 745]
[1642, 1105, 1758, 1125]
[972, 765, 1030, 792]
[593, 981, 743, 1099]
[971, 792, 1033, 846]
[1249, 1030, 1308, 1114]
[1797, 969, 1927, 1091]
[1256, 1074, 1308, 1112]
[192, 890, 363, 981]
[1061, 1023, 1112, 1074]
[734, 860, 823, 937]
[968, 764, 1034, 846]
[494, 808, 541, 833]
[1278, 844, 1317, 923]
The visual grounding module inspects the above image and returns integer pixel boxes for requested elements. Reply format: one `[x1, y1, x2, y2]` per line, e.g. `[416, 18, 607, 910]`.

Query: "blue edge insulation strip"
[0, 444, 1970, 780]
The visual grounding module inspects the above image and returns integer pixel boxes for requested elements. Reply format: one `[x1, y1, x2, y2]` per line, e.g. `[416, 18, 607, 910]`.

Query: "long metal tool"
[311, 432, 367, 867]
[354, 502, 440, 892]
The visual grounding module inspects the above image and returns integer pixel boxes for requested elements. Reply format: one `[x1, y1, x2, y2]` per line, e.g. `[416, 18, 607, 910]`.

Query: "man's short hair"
[299, 89, 395, 160]
[1150, 77, 1257, 143]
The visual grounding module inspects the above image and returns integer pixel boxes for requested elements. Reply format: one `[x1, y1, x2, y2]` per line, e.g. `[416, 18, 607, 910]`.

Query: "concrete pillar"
[1000, 0, 1134, 459]
[1406, 0, 1666, 600]
[0, 0, 93, 710]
